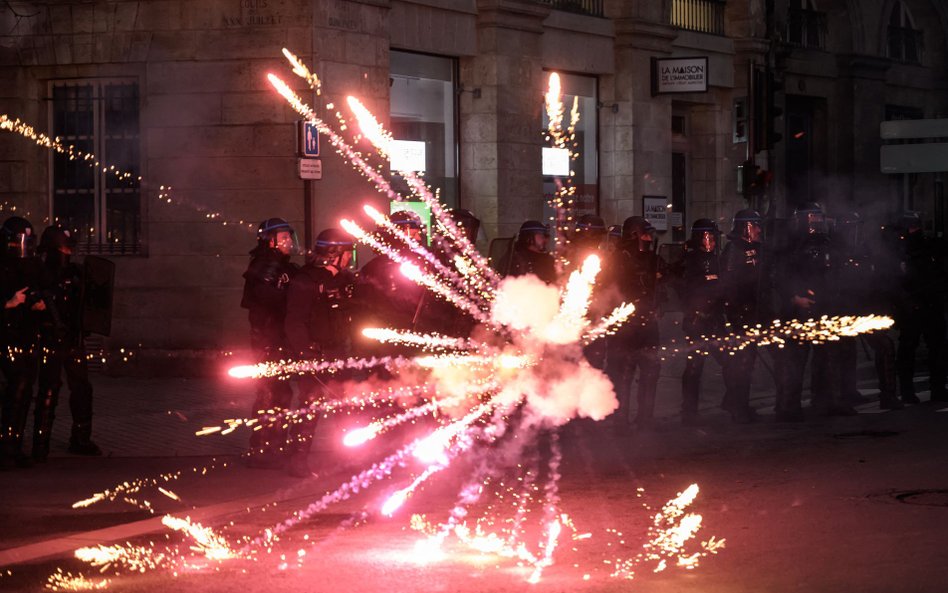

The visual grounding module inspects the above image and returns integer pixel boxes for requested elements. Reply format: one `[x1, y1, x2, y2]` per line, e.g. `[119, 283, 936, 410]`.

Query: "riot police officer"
[430, 208, 482, 337]
[773, 203, 855, 420]
[680, 219, 727, 425]
[240, 217, 299, 468]
[607, 216, 663, 429]
[32, 225, 101, 462]
[893, 211, 948, 403]
[829, 212, 902, 410]
[568, 214, 614, 368]
[0, 216, 45, 468]
[356, 210, 429, 343]
[505, 220, 557, 284]
[284, 228, 356, 477]
[719, 209, 766, 423]
[445, 208, 480, 245]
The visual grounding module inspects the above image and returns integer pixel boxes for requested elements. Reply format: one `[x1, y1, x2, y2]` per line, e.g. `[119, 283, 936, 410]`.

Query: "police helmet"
[390, 209, 423, 229]
[573, 214, 607, 247]
[621, 216, 655, 241]
[311, 227, 354, 266]
[515, 220, 550, 250]
[730, 209, 763, 243]
[834, 210, 863, 249]
[690, 218, 720, 253]
[446, 208, 480, 243]
[2, 216, 36, 259]
[39, 225, 76, 254]
[792, 202, 827, 235]
[256, 217, 299, 255]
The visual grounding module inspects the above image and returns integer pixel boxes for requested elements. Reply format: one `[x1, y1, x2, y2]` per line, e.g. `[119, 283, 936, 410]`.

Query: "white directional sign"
[880, 118, 948, 174]
[880, 144, 948, 174]
[298, 158, 322, 180]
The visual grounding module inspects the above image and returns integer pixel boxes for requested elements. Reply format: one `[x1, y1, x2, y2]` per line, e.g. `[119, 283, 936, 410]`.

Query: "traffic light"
[751, 67, 766, 154]
[766, 70, 784, 148]
[739, 160, 772, 198]
[751, 66, 785, 152]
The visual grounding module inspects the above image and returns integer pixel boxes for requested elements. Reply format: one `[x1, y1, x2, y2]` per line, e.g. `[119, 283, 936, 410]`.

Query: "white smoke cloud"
[491, 274, 561, 336]
[484, 271, 619, 426]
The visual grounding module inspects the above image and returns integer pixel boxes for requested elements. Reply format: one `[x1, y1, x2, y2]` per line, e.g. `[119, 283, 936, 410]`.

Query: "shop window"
[541, 72, 599, 229]
[389, 51, 459, 208]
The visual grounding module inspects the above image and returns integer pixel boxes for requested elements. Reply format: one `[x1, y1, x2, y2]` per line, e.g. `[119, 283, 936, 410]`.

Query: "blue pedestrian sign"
[298, 121, 320, 157]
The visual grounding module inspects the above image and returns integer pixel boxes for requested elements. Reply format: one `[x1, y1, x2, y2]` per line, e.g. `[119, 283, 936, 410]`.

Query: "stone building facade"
[0, 0, 946, 355]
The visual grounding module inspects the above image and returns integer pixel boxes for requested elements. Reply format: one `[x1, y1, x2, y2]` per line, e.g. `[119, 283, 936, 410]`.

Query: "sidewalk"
[42, 320, 924, 460]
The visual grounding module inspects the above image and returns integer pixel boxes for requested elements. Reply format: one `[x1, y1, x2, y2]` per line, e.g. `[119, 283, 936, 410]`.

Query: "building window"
[670, 0, 726, 36]
[50, 80, 141, 255]
[787, 0, 826, 49]
[887, 1, 923, 64]
[541, 72, 599, 227]
[389, 51, 459, 208]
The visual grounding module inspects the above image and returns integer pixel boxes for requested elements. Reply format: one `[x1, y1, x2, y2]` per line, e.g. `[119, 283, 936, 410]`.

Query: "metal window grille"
[787, 8, 826, 49]
[535, 0, 605, 18]
[887, 26, 924, 64]
[50, 80, 142, 255]
[670, 0, 726, 35]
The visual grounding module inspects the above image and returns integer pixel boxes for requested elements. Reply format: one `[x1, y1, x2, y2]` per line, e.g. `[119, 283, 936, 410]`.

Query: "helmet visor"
[274, 229, 301, 256]
[7, 232, 36, 258]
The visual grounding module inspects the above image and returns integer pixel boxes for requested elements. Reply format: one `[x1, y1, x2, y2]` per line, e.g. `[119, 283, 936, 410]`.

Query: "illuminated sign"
[652, 57, 709, 94]
[390, 140, 426, 172]
[542, 147, 570, 177]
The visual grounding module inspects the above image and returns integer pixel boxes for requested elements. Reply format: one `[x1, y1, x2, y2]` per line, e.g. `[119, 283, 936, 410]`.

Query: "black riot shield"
[81, 255, 115, 336]
[488, 236, 515, 275]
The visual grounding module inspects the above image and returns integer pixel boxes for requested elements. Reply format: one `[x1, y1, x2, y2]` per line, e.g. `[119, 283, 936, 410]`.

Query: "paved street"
[2, 328, 948, 592]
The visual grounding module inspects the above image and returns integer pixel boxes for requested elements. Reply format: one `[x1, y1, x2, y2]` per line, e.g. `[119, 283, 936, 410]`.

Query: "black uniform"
[283, 261, 355, 473]
[33, 258, 97, 460]
[679, 243, 727, 423]
[506, 248, 557, 285]
[894, 228, 948, 403]
[0, 255, 44, 468]
[719, 232, 766, 421]
[355, 253, 428, 340]
[504, 220, 557, 285]
[240, 244, 298, 462]
[607, 236, 663, 428]
[773, 226, 854, 419]
[825, 223, 901, 410]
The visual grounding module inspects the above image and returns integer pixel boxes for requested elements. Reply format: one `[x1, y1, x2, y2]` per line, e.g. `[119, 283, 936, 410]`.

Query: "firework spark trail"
[344, 96, 500, 292]
[161, 515, 238, 561]
[266, 73, 404, 203]
[545, 254, 601, 343]
[0, 116, 250, 234]
[542, 72, 582, 253]
[74, 543, 170, 574]
[680, 314, 895, 358]
[545, 72, 564, 140]
[583, 302, 638, 343]
[73, 459, 233, 512]
[46, 569, 110, 592]
[343, 381, 498, 448]
[339, 218, 494, 324]
[361, 204, 491, 309]
[281, 48, 321, 94]
[201, 382, 439, 440]
[226, 354, 406, 380]
[361, 327, 474, 352]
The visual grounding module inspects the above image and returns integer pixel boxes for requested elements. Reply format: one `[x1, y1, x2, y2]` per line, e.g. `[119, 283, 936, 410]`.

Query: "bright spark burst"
[51, 50, 896, 591]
